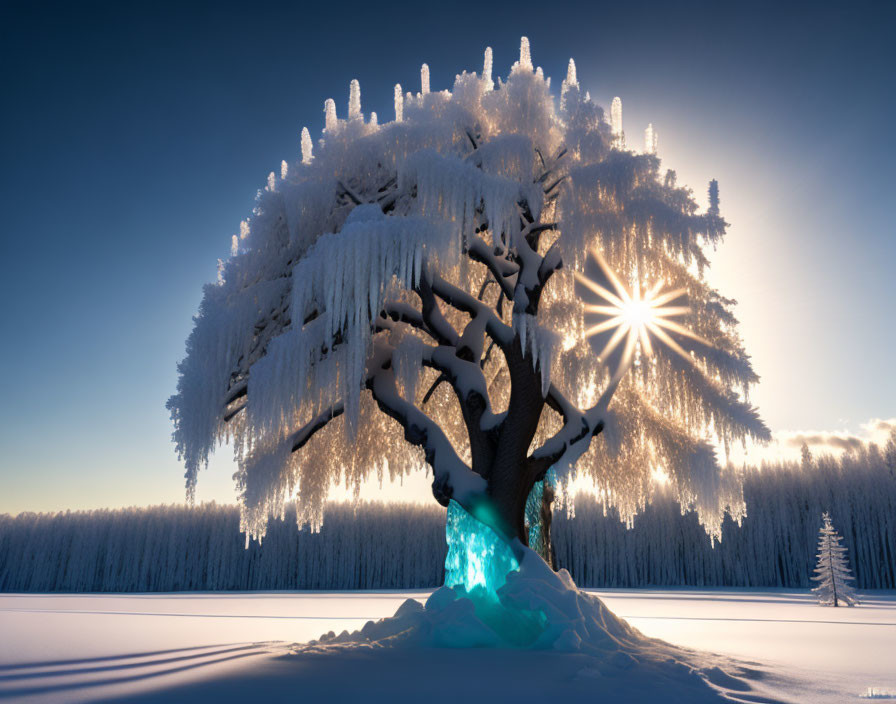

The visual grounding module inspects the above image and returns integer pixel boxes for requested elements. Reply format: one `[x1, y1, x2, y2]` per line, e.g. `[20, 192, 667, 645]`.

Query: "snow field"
[1, 588, 893, 703]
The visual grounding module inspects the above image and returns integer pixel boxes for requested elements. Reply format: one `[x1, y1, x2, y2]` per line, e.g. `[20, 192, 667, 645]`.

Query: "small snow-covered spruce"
[168, 37, 767, 566]
[800, 442, 813, 470]
[884, 429, 896, 477]
[812, 512, 858, 606]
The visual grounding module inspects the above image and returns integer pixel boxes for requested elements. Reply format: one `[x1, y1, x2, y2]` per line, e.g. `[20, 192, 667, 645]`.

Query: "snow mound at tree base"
[304, 551, 784, 702]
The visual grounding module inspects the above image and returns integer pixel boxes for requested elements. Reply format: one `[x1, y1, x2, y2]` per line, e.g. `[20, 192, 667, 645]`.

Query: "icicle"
[644, 123, 657, 154]
[324, 98, 337, 132]
[369, 111, 378, 126]
[348, 79, 361, 121]
[394, 84, 403, 122]
[280, 160, 288, 179]
[301, 127, 313, 164]
[519, 37, 532, 71]
[421, 64, 430, 95]
[483, 47, 494, 90]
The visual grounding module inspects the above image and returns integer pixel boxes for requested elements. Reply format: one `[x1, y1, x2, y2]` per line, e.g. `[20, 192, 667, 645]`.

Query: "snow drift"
[300, 549, 779, 703]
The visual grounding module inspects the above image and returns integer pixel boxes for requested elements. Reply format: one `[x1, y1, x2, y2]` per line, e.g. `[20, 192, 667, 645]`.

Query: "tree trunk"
[538, 483, 557, 570]
[479, 464, 557, 571]
[486, 470, 532, 547]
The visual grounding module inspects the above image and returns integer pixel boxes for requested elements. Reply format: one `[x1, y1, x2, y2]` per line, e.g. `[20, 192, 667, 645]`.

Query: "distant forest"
[2, 448, 894, 592]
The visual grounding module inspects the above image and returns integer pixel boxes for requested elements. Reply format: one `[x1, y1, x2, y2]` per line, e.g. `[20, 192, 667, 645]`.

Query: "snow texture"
[3, 589, 895, 703]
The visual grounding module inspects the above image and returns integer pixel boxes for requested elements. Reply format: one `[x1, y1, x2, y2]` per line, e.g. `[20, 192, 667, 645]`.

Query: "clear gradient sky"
[1, 0, 894, 514]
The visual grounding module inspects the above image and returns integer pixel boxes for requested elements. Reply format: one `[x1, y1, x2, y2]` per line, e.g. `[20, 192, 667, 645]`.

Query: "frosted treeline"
[2, 448, 893, 592]
[557, 449, 895, 589]
[0, 502, 444, 592]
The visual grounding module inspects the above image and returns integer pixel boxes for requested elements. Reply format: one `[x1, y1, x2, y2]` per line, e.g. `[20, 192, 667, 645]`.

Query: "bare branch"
[337, 180, 363, 205]
[421, 373, 449, 404]
[290, 403, 346, 452]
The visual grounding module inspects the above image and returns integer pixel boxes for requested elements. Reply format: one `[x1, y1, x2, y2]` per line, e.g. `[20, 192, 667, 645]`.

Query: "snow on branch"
[400, 150, 524, 250]
[280, 205, 458, 435]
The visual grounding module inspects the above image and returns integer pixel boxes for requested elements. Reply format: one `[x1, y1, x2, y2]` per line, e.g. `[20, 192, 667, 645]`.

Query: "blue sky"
[1, 0, 893, 513]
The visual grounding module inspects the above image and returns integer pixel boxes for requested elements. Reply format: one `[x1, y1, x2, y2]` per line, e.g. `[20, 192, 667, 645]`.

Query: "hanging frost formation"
[168, 38, 768, 547]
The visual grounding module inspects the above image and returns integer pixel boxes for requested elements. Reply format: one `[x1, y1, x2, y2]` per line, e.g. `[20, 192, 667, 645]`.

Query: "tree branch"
[429, 275, 514, 351]
[467, 239, 518, 299]
[290, 403, 346, 452]
[530, 383, 610, 468]
[367, 348, 487, 507]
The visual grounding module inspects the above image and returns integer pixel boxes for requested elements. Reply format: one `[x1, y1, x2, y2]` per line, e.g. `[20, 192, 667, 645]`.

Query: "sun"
[574, 248, 707, 379]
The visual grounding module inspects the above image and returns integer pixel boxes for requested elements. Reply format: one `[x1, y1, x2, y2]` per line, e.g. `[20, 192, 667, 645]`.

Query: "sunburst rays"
[574, 249, 708, 381]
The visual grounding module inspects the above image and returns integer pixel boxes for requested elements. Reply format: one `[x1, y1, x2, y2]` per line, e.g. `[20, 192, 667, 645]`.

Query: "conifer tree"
[800, 442, 813, 470]
[812, 512, 858, 606]
[884, 429, 896, 477]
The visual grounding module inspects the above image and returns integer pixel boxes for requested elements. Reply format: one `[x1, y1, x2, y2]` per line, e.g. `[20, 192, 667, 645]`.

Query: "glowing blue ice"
[444, 500, 518, 597]
[443, 499, 548, 646]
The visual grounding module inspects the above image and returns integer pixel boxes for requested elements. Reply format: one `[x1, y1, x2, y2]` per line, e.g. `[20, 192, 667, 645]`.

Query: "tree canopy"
[168, 38, 768, 547]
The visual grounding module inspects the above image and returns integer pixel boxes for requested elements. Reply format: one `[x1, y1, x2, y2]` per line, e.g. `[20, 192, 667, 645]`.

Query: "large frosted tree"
[169, 39, 768, 569]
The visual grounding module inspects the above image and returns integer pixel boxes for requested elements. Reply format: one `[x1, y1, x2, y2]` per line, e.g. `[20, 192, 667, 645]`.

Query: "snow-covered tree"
[168, 38, 768, 572]
[812, 512, 858, 606]
[800, 442, 813, 470]
[884, 429, 896, 477]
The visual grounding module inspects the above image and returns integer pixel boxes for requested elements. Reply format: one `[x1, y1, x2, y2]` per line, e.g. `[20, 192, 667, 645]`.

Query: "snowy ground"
[1, 589, 894, 703]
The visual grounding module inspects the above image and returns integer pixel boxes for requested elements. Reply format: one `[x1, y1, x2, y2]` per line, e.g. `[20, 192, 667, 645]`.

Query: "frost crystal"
[420, 63, 430, 95]
[301, 127, 313, 164]
[394, 84, 403, 122]
[483, 47, 494, 90]
[644, 123, 657, 154]
[324, 98, 337, 132]
[611, 97, 623, 147]
[560, 59, 578, 111]
[566, 58, 577, 86]
[348, 79, 361, 121]
[518, 36, 532, 71]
